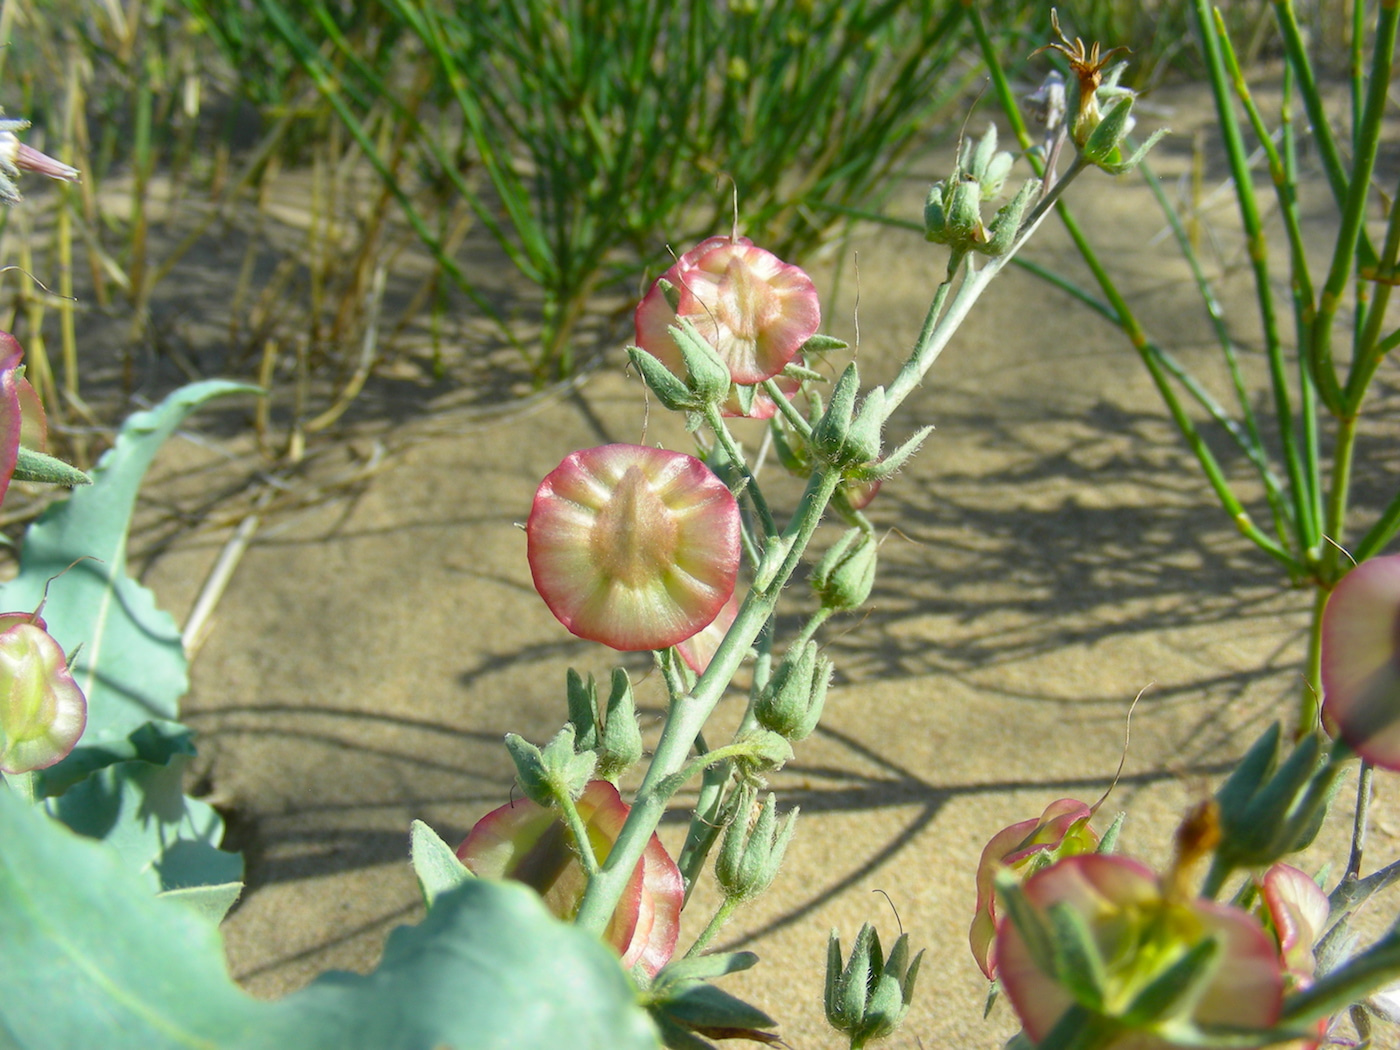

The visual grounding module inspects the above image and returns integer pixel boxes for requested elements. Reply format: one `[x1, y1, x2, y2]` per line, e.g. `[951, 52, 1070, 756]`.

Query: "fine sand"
[102, 82, 1400, 1048]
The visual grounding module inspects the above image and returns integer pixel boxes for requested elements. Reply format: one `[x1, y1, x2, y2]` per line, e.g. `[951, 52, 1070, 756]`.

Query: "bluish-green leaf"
[157, 882, 244, 925]
[652, 951, 758, 993]
[11, 445, 91, 486]
[652, 983, 774, 1029]
[0, 784, 272, 1048]
[0, 381, 257, 789]
[409, 817, 472, 908]
[39, 718, 192, 796]
[45, 732, 243, 894]
[0, 788, 659, 1049]
[275, 880, 659, 1050]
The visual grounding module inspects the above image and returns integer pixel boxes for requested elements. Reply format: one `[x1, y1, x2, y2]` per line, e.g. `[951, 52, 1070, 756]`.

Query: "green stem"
[792, 607, 834, 653]
[1300, 585, 1328, 739]
[1352, 482, 1400, 563]
[684, 897, 741, 958]
[1321, 412, 1359, 584]
[763, 376, 815, 438]
[706, 405, 779, 540]
[1330, 853, 1400, 920]
[1347, 761, 1374, 881]
[1206, 10, 1316, 555]
[976, 9, 1299, 576]
[1282, 928, 1400, 1026]
[881, 252, 962, 417]
[677, 753, 731, 903]
[1346, 176, 1400, 402]
[658, 739, 776, 799]
[883, 152, 1090, 422]
[575, 469, 842, 935]
[1307, 0, 1398, 414]
[1061, 197, 1299, 573]
[1200, 856, 1231, 901]
[1, 771, 37, 804]
[555, 786, 600, 876]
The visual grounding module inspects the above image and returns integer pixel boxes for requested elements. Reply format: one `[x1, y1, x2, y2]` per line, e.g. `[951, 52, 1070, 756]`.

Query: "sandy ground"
[108, 82, 1400, 1048]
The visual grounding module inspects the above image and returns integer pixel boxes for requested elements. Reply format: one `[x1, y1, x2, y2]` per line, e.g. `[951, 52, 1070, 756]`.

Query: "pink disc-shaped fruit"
[0, 333, 25, 505]
[528, 444, 740, 651]
[676, 592, 739, 675]
[0, 621, 86, 773]
[635, 236, 820, 388]
[1322, 554, 1400, 769]
[457, 780, 683, 977]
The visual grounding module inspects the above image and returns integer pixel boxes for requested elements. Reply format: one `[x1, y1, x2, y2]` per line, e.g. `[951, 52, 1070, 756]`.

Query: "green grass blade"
[252, 0, 516, 333]
[1136, 153, 1295, 550]
[1312, 0, 1398, 418]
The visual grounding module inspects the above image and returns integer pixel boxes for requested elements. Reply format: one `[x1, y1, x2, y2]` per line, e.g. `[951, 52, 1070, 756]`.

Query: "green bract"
[996, 855, 1284, 1048]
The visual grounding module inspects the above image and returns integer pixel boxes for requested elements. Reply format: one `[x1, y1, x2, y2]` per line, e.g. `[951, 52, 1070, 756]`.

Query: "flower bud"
[968, 125, 1013, 199]
[1080, 95, 1169, 175]
[924, 126, 1022, 254]
[565, 668, 600, 752]
[944, 175, 984, 245]
[715, 788, 798, 902]
[1213, 724, 1343, 871]
[812, 529, 877, 612]
[0, 620, 86, 774]
[771, 421, 812, 479]
[825, 923, 922, 1047]
[982, 179, 1039, 258]
[627, 345, 697, 412]
[843, 386, 885, 466]
[731, 728, 792, 778]
[669, 318, 733, 405]
[754, 640, 830, 742]
[598, 667, 643, 781]
[504, 725, 597, 806]
[923, 180, 951, 244]
[810, 363, 860, 466]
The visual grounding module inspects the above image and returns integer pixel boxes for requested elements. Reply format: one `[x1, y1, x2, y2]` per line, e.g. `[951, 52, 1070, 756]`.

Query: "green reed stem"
[1209, 9, 1319, 555]
[1311, 0, 1398, 417]
[1301, 585, 1327, 737]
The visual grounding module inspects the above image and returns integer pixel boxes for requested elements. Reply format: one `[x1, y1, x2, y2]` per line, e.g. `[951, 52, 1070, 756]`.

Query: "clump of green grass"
[0, 0, 1306, 449]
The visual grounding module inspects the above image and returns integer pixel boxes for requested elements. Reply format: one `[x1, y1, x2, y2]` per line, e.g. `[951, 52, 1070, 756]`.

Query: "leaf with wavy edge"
[0, 381, 257, 791]
[0, 787, 658, 1049]
[46, 728, 243, 894]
